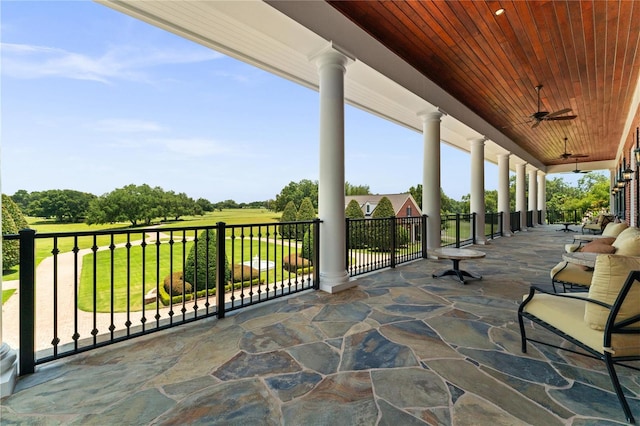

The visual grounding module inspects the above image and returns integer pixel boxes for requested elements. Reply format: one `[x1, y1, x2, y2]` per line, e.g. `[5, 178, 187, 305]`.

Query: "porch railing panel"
[346, 215, 426, 277]
[5, 220, 319, 373]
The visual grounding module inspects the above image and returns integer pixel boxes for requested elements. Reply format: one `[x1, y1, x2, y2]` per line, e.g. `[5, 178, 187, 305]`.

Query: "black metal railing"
[346, 215, 426, 277]
[441, 213, 476, 248]
[510, 211, 521, 232]
[546, 209, 586, 224]
[5, 220, 320, 375]
[485, 212, 503, 239]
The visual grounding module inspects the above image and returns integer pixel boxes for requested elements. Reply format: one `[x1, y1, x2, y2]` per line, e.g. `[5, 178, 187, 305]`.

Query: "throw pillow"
[579, 241, 616, 253]
[612, 234, 640, 257]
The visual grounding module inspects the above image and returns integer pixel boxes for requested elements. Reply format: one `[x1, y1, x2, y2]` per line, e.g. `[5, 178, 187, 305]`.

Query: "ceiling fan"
[528, 85, 577, 128]
[559, 137, 588, 160]
[568, 158, 588, 174]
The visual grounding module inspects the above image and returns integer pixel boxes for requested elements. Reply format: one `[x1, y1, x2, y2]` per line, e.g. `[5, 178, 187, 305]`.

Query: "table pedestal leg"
[432, 259, 482, 284]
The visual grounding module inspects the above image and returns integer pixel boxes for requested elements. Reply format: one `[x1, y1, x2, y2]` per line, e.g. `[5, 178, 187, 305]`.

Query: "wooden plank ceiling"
[328, 0, 640, 167]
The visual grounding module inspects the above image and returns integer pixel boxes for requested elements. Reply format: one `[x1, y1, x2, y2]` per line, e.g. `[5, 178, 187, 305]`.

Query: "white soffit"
[98, 0, 544, 171]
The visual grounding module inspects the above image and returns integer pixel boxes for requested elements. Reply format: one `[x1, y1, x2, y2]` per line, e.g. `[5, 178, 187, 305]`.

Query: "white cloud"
[151, 137, 232, 157]
[94, 118, 166, 133]
[0, 42, 222, 83]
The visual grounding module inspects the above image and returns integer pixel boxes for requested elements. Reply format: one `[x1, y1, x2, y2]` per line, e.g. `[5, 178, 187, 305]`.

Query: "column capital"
[497, 152, 511, 160]
[468, 137, 486, 147]
[310, 43, 353, 72]
[417, 110, 443, 122]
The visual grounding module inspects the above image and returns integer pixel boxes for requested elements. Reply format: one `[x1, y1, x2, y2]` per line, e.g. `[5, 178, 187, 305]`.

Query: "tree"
[369, 196, 396, 251]
[345, 199, 365, 249]
[11, 190, 31, 212]
[86, 184, 160, 226]
[296, 197, 316, 239]
[27, 189, 96, 222]
[409, 184, 422, 208]
[345, 182, 370, 195]
[196, 198, 214, 212]
[2, 194, 28, 271]
[184, 229, 230, 292]
[372, 196, 395, 218]
[278, 201, 298, 238]
[273, 179, 318, 212]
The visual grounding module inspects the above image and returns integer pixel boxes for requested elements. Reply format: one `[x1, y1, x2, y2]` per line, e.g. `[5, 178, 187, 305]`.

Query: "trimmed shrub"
[301, 224, 315, 261]
[371, 196, 395, 219]
[283, 253, 311, 272]
[278, 201, 298, 239]
[231, 264, 259, 283]
[296, 197, 316, 238]
[2, 194, 27, 271]
[345, 199, 366, 248]
[163, 271, 193, 296]
[184, 229, 231, 292]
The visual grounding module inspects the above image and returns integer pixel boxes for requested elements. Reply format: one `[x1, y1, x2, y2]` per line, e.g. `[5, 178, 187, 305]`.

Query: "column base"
[319, 271, 354, 293]
[0, 342, 18, 397]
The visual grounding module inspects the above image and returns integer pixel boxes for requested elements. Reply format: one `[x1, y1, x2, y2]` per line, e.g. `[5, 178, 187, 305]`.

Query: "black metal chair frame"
[518, 270, 640, 424]
[550, 261, 591, 293]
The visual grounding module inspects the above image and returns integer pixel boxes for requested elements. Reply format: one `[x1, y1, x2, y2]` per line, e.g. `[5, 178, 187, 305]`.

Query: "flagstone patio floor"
[1, 225, 639, 425]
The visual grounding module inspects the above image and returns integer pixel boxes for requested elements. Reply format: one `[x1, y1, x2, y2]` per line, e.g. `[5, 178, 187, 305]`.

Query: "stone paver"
[1, 226, 639, 424]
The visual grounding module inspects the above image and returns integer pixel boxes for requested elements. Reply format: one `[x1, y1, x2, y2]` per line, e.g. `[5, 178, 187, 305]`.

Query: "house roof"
[345, 193, 422, 216]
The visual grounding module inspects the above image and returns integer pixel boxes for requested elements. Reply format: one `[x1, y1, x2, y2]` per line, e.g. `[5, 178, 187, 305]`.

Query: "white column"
[470, 138, 487, 244]
[528, 169, 538, 227]
[497, 153, 512, 236]
[0, 174, 18, 395]
[516, 162, 527, 231]
[537, 172, 547, 225]
[419, 111, 443, 249]
[313, 46, 353, 293]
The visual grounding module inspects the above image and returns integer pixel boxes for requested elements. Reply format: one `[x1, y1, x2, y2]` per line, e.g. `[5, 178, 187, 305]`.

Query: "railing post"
[499, 212, 504, 237]
[390, 216, 397, 268]
[18, 228, 36, 375]
[455, 213, 461, 248]
[216, 222, 226, 319]
[421, 215, 428, 258]
[313, 218, 320, 290]
[472, 212, 477, 245]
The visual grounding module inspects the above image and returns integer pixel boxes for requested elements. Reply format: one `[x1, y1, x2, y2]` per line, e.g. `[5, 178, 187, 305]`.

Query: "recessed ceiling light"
[495, 8, 505, 16]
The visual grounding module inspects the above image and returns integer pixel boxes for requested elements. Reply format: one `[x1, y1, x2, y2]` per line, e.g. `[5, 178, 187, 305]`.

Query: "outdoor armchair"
[519, 262, 640, 424]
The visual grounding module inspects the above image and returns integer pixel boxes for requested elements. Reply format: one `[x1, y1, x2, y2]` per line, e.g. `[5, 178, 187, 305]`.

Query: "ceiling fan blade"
[546, 108, 572, 118]
[545, 115, 577, 121]
[570, 153, 589, 158]
[531, 120, 541, 129]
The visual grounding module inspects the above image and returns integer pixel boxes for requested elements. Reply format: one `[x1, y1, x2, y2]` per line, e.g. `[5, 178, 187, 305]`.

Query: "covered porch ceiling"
[98, 0, 640, 175]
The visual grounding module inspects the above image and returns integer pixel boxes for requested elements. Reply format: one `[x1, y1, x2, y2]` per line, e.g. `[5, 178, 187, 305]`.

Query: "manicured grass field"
[2, 210, 281, 281]
[78, 236, 301, 312]
[2, 289, 16, 304]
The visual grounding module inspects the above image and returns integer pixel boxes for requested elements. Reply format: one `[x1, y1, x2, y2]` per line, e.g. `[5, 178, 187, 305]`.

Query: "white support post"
[312, 45, 354, 293]
[470, 138, 487, 244]
[537, 172, 547, 225]
[528, 168, 538, 227]
[516, 162, 527, 231]
[419, 111, 443, 249]
[498, 153, 512, 236]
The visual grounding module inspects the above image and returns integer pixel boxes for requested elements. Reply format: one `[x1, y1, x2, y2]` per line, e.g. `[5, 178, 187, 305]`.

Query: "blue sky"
[2, 1, 583, 204]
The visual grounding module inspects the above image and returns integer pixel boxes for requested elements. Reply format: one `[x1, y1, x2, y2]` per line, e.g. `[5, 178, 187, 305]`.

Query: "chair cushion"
[523, 292, 640, 357]
[584, 254, 640, 330]
[551, 261, 593, 287]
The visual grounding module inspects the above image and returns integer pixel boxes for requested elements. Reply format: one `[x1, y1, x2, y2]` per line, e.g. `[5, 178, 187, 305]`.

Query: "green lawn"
[2, 289, 16, 304]
[2, 209, 281, 281]
[78, 231, 301, 312]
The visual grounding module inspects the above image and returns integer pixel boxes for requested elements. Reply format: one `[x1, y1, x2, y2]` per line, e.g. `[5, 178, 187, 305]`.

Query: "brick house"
[344, 193, 422, 218]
